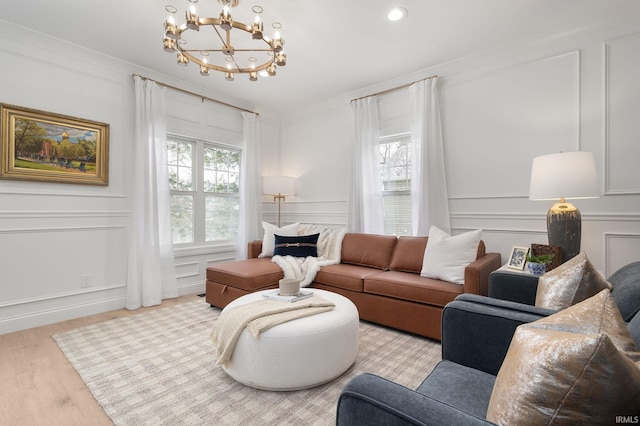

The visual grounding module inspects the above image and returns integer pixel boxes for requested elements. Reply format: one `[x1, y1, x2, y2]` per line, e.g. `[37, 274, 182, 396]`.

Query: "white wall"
[274, 13, 640, 277]
[0, 21, 260, 334]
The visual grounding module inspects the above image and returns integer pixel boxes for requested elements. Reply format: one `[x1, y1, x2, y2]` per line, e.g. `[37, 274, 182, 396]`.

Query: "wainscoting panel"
[604, 32, 640, 194]
[0, 226, 127, 304]
[441, 51, 580, 200]
[173, 244, 238, 295]
[262, 201, 348, 227]
[604, 233, 640, 277]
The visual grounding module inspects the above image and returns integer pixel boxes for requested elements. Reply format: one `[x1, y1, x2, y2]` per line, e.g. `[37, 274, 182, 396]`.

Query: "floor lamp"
[529, 151, 599, 262]
[263, 176, 295, 228]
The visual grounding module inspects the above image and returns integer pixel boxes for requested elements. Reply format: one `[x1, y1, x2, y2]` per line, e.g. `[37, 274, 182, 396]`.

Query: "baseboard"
[0, 282, 207, 335]
[0, 296, 126, 335]
[178, 281, 206, 297]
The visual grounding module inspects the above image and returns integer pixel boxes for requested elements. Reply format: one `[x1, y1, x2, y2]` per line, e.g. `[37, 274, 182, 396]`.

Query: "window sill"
[173, 243, 236, 257]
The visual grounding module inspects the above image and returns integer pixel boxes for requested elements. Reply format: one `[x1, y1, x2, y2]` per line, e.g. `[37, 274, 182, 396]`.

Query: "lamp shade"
[263, 176, 295, 196]
[529, 151, 599, 201]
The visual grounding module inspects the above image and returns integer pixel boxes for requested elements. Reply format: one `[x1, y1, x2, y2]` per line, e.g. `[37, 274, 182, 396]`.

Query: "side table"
[488, 265, 540, 305]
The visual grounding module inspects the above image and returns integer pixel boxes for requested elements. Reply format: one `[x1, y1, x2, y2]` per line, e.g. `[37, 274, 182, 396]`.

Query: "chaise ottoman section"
[206, 258, 283, 308]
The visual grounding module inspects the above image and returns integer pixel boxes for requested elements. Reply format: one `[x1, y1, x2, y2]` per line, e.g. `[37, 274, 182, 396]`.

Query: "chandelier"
[162, 0, 286, 81]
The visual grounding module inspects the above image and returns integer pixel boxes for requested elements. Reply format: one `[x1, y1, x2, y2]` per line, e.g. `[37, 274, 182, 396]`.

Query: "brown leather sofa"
[206, 233, 501, 340]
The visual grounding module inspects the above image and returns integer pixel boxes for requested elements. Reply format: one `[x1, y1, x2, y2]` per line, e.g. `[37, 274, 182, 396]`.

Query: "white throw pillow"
[258, 222, 300, 257]
[420, 225, 482, 285]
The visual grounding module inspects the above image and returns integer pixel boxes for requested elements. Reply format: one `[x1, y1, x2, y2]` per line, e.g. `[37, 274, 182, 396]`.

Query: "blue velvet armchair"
[336, 261, 640, 425]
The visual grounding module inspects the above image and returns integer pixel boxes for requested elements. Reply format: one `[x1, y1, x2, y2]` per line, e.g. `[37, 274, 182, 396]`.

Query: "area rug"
[54, 299, 441, 425]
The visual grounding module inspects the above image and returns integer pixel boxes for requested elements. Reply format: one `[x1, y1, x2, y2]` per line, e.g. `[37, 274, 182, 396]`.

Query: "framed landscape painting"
[0, 103, 109, 185]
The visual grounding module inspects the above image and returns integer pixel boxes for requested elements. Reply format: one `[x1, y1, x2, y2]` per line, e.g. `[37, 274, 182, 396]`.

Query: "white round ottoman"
[221, 289, 359, 391]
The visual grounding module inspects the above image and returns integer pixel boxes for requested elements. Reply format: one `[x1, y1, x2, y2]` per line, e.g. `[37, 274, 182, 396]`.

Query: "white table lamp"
[529, 151, 599, 262]
[263, 176, 295, 227]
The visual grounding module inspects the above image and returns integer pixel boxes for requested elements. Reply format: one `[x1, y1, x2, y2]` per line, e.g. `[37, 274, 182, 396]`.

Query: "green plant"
[526, 253, 555, 264]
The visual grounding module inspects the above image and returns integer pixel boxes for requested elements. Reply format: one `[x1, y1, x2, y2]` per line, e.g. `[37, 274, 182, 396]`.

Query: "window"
[379, 134, 412, 236]
[167, 136, 241, 245]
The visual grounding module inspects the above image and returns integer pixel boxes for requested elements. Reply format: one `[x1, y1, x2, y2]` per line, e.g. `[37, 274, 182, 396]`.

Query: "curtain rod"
[132, 74, 259, 116]
[350, 74, 438, 103]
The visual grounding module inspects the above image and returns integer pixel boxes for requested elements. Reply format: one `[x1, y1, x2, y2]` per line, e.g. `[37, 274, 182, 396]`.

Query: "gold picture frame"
[507, 245, 529, 270]
[0, 103, 109, 185]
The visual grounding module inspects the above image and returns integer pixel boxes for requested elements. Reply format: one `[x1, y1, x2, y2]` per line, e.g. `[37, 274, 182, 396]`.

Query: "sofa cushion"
[207, 258, 283, 291]
[364, 271, 464, 307]
[417, 360, 496, 419]
[314, 264, 381, 292]
[420, 226, 483, 285]
[389, 236, 428, 273]
[341, 233, 397, 270]
[487, 290, 640, 425]
[273, 233, 319, 257]
[535, 252, 611, 310]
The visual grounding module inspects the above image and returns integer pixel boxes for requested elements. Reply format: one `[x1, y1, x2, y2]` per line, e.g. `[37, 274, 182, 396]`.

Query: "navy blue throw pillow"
[273, 233, 320, 257]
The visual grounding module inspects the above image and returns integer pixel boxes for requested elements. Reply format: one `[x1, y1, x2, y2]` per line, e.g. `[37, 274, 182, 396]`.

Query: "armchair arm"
[455, 293, 556, 317]
[441, 298, 552, 376]
[337, 374, 494, 426]
[463, 253, 502, 296]
[488, 269, 539, 304]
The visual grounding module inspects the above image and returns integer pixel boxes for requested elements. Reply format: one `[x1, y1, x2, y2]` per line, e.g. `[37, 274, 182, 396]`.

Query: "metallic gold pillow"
[535, 252, 611, 310]
[534, 289, 638, 358]
[487, 291, 640, 424]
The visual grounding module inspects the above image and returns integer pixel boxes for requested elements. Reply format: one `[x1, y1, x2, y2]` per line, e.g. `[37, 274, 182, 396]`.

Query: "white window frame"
[167, 135, 241, 247]
[379, 133, 412, 236]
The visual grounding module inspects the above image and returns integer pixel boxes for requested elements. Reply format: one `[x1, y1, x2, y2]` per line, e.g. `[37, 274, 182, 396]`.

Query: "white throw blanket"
[271, 224, 346, 287]
[211, 296, 335, 367]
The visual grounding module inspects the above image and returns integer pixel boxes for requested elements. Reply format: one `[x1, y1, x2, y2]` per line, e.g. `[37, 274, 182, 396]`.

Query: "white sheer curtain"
[126, 76, 178, 310]
[409, 77, 451, 235]
[235, 111, 262, 260]
[348, 97, 385, 234]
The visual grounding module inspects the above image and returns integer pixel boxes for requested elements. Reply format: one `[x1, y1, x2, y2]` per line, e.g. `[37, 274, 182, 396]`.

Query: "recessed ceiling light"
[387, 7, 407, 22]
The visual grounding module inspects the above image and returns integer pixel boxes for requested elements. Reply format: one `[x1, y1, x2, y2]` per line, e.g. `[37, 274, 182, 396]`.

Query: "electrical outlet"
[81, 274, 92, 288]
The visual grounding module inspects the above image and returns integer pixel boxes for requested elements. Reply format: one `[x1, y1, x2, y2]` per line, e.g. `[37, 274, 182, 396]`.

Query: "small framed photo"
[507, 246, 529, 270]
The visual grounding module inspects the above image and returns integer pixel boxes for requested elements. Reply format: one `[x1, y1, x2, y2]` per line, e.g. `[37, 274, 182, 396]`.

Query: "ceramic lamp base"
[547, 204, 581, 263]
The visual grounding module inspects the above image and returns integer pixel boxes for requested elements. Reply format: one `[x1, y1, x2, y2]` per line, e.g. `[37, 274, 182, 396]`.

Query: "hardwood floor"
[0, 294, 201, 426]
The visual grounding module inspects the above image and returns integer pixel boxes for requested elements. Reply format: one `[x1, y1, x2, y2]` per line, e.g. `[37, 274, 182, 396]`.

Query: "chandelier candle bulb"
[163, 37, 176, 52]
[200, 60, 209, 76]
[164, 16, 178, 40]
[225, 72, 234, 81]
[252, 15, 263, 39]
[186, 5, 199, 30]
[220, 6, 232, 30]
[177, 52, 189, 66]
